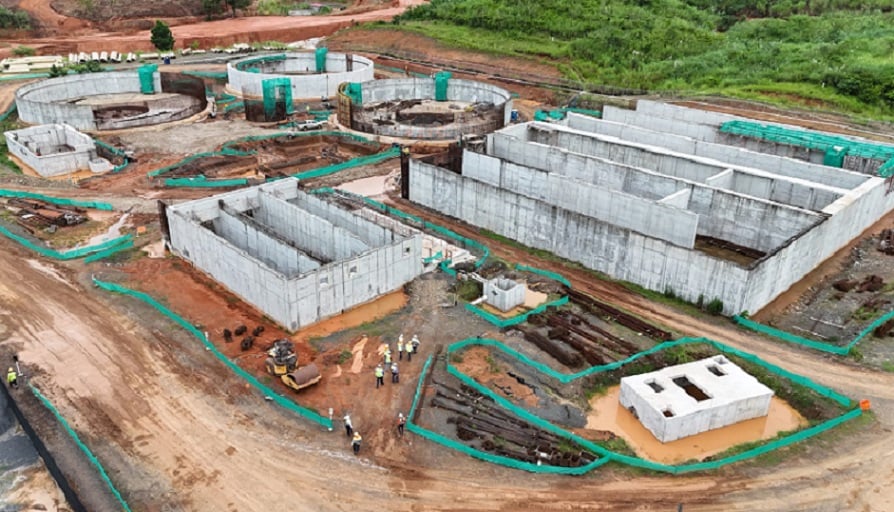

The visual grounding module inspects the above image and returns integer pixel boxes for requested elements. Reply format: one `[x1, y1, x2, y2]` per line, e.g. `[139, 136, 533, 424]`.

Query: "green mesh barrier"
[292, 146, 400, 180]
[0, 225, 132, 260]
[720, 120, 894, 176]
[534, 108, 602, 122]
[262, 77, 293, 118]
[465, 296, 569, 328]
[91, 278, 333, 429]
[215, 92, 237, 104]
[345, 82, 362, 105]
[0, 103, 16, 122]
[434, 71, 451, 101]
[734, 311, 894, 356]
[413, 337, 860, 474]
[30, 385, 133, 511]
[164, 176, 250, 188]
[422, 251, 442, 264]
[183, 70, 228, 79]
[0, 73, 49, 81]
[0, 189, 114, 210]
[234, 54, 286, 71]
[83, 239, 134, 263]
[137, 64, 157, 94]
[516, 263, 571, 288]
[94, 140, 131, 174]
[223, 101, 244, 113]
[372, 64, 429, 78]
[315, 48, 328, 73]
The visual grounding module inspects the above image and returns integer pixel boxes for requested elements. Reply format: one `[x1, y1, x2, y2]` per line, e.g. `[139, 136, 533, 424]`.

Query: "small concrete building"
[484, 277, 525, 312]
[619, 356, 773, 442]
[163, 179, 424, 330]
[4, 124, 112, 177]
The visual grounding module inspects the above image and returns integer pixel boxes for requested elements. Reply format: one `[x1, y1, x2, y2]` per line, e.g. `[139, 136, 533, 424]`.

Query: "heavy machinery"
[265, 339, 321, 392]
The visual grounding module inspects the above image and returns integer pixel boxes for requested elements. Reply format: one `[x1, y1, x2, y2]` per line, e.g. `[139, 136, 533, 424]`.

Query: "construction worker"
[397, 337, 404, 361]
[6, 367, 17, 389]
[375, 364, 384, 389]
[352, 432, 362, 454]
[411, 334, 420, 354]
[397, 413, 406, 437]
[344, 413, 353, 437]
[384, 346, 392, 365]
[390, 362, 399, 383]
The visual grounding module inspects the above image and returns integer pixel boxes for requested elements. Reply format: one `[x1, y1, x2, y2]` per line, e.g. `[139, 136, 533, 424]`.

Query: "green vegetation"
[454, 279, 482, 302]
[337, 349, 353, 364]
[0, 7, 30, 30]
[257, 0, 308, 15]
[12, 46, 34, 57]
[0, 116, 22, 174]
[395, 0, 894, 117]
[150, 20, 175, 51]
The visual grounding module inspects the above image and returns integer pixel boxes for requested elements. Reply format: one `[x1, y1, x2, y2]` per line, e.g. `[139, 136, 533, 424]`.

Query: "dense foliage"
[150, 20, 175, 51]
[396, 0, 894, 115]
[0, 7, 31, 30]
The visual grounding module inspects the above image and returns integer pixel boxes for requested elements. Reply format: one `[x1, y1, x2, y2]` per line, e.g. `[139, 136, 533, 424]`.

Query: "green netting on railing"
[733, 311, 894, 356]
[0, 225, 132, 260]
[83, 239, 134, 263]
[415, 336, 859, 474]
[30, 384, 133, 512]
[234, 54, 287, 71]
[720, 120, 894, 176]
[465, 296, 569, 328]
[434, 71, 451, 101]
[405, 354, 610, 474]
[164, 176, 250, 188]
[138, 64, 157, 94]
[315, 47, 328, 73]
[292, 146, 400, 180]
[534, 108, 602, 122]
[91, 278, 333, 429]
[0, 189, 114, 210]
[262, 77, 293, 118]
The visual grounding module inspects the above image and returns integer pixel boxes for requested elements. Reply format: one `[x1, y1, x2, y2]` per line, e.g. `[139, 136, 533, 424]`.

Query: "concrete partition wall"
[287, 192, 394, 246]
[570, 112, 869, 191]
[212, 209, 320, 276]
[462, 150, 698, 248]
[410, 160, 751, 311]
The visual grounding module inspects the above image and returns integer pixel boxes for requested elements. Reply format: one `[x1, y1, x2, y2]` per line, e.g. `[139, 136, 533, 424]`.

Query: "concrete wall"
[410, 159, 751, 311]
[4, 124, 101, 177]
[462, 150, 699, 248]
[227, 52, 374, 99]
[167, 180, 424, 330]
[484, 278, 526, 312]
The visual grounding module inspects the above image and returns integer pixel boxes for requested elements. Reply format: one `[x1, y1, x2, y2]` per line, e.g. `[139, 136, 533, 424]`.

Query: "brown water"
[585, 386, 807, 464]
[293, 290, 408, 344]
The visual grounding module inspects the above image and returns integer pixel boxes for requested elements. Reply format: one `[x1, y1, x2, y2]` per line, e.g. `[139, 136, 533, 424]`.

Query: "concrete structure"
[4, 124, 111, 177]
[1, 56, 63, 74]
[484, 277, 525, 312]
[407, 101, 894, 315]
[16, 71, 207, 131]
[344, 78, 513, 140]
[164, 179, 424, 330]
[619, 356, 773, 442]
[227, 52, 374, 99]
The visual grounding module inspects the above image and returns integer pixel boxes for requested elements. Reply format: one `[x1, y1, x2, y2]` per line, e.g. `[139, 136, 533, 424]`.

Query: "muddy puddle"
[293, 290, 408, 344]
[585, 386, 807, 464]
[336, 174, 396, 197]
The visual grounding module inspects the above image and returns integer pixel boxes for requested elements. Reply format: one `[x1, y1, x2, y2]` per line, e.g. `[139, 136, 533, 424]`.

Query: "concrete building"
[227, 52, 374, 99]
[341, 78, 513, 140]
[163, 179, 424, 330]
[484, 277, 525, 312]
[4, 124, 112, 177]
[407, 101, 894, 314]
[619, 355, 773, 442]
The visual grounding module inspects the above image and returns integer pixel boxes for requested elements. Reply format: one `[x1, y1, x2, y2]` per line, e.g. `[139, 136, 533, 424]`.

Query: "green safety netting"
[0, 225, 132, 260]
[0, 189, 114, 210]
[223, 101, 244, 113]
[164, 176, 250, 188]
[262, 77, 293, 118]
[719, 120, 894, 176]
[733, 311, 894, 356]
[94, 139, 130, 173]
[534, 108, 602, 122]
[30, 385, 133, 512]
[138, 64, 157, 94]
[292, 147, 400, 180]
[0, 103, 16, 122]
[184, 70, 228, 79]
[0, 73, 49, 81]
[465, 263, 572, 328]
[422, 250, 443, 264]
[373, 64, 429, 79]
[434, 71, 451, 101]
[91, 278, 333, 429]
[344, 82, 362, 105]
[403, 336, 860, 474]
[315, 48, 328, 73]
[234, 54, 286, 71]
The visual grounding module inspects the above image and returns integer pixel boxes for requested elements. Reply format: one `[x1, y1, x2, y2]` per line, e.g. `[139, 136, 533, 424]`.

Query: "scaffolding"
[261, 77, 293, 120]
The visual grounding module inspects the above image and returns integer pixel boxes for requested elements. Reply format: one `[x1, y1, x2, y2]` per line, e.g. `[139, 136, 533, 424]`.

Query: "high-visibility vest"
[6, 370, 15, 383]
[375, 367, 384, 377]
[397, 341, 404, 352]
[353, 433, 362, 443]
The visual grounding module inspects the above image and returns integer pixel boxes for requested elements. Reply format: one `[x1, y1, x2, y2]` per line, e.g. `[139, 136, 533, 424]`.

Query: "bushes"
[12, 46, 34, 57]
[0, 7, 30, 30]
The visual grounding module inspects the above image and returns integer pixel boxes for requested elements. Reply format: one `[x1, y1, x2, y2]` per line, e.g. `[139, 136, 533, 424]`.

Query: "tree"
[225, 0, 250, 18]
[150, 20, 175, 51]
[202, 0, 223, 18]
[48, 64, 67, 78]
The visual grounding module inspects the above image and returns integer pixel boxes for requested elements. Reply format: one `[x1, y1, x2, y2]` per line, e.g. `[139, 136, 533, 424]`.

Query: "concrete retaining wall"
[167, 180, 423, 330]
[4, 124, 100, 177]
[227, 52, 374, 99]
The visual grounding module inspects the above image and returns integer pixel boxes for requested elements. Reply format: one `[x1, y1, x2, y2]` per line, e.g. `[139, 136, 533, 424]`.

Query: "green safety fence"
[422, 250, 442, 264]
[0, 225, 132, 260]
[164, 176, 250, 188]
[733, 311, 894, 356]
[720, 120, 894, 177]
[0, 73, 49, 81]
[91, 278, 334, 429]
[223, 101, 244, 113]
[516, 263, 571, 288]
[0, 103, 16, 122]
[410, 336, 859, 474]
[344, 83, 362, 105]
[215, 92, 237, 104]
[234, 54, 287, 71]
[315, 48, 327, 73]
[373, 64, 429, 79]
[94, 140, 130, 174]
[262, 77, 293, 118]
[405, 354, 610, 474]
[30, 384, 132, 512]
[465, 296, 569, 328]
[147, 148, 253, 178]
[83, 239, 135, 263]
[0, 189, 114, 210]
[534, 108, 602, 122]
[292, 146, 400, 180]
[434, 71, 451, 101]
[184, 70, 228, 79]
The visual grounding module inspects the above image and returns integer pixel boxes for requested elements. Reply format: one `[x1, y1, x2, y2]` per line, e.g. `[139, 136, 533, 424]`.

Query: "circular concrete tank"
[340, 78, 513, 140]
[226, 52, 374, 99]
[15, 71, 207, 132]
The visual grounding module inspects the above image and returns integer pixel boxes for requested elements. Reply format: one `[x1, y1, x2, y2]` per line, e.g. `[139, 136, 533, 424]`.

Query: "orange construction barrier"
[860, 399, 871, 411]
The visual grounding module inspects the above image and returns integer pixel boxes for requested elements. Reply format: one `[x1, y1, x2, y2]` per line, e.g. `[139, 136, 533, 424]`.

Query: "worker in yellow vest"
[352, 432, 362, 454]
[6, 367, 17, 389]
[384, 346, 392, 365]
[374, 364, 384, 389]
[397, 338, 404, 361]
